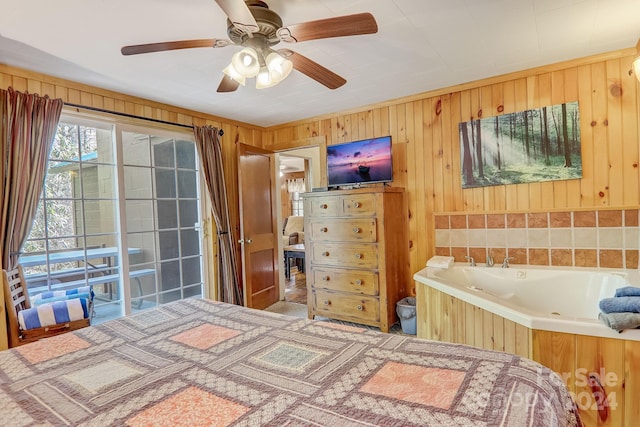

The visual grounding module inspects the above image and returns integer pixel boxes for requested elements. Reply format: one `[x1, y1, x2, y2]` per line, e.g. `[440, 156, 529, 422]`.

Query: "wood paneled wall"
[264, 48, 640, 284]
[0, 64, 265, 300]
[2, 46, 639, 294]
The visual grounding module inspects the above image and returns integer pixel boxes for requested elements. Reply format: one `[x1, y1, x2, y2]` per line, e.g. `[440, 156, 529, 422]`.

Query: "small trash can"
[396, 297, 417, 334]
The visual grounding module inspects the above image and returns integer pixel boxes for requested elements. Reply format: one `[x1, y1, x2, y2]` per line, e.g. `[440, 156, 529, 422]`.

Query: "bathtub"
[414, 263, 640, 341]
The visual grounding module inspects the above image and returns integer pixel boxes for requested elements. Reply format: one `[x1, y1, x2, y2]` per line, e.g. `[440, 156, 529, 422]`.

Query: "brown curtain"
[0, 87, 63, 270]
[193, 125, 242, 305]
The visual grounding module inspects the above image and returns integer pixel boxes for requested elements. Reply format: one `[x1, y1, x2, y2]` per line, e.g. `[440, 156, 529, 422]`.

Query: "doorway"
[276, 146, 320, 304]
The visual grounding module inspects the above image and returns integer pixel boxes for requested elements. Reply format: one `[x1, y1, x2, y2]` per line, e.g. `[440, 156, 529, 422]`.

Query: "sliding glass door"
[121, 129, 203, 311]
[21, 114, 204, 323]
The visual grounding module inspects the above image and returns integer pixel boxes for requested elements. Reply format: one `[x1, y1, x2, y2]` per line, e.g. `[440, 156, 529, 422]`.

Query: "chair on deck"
[2, 265, 93, 348]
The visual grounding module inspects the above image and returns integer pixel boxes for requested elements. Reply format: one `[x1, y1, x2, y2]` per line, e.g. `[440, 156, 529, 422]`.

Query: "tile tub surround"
[434, 209, 639, 268]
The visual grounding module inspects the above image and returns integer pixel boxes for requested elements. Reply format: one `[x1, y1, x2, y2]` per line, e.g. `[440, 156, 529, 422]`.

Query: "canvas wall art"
[459, 101, 582, 189]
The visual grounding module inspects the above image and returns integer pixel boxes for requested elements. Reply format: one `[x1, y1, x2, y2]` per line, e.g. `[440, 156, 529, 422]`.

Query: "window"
[22, 115, 204, 323]
[291, 192, 303, 216]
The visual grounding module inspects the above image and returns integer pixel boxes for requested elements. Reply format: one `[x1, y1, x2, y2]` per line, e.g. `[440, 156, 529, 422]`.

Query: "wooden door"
[237, 143, 279, 309]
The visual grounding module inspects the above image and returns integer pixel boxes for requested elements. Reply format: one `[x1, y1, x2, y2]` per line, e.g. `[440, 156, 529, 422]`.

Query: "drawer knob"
[356, 304, 363, 311]
[320, 203, 328, 209]
[355, 279, 362, 286]
[322, 251, 330, 257]
[320, 227, 328, 233]
[322, 276, 330, 281]
[354, 253, 362, 259]
[353, 201, 361, 208]
[352, 227, 360, 234]
[324, 300, 330, 305]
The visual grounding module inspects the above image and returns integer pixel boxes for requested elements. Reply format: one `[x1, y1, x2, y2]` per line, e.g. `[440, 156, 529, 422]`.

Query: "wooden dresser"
[302, 187, 409, 332]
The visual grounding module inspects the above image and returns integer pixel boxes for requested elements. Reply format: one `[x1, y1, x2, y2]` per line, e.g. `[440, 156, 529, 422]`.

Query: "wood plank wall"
[264, 48, 640, 287]
[0, 64, 265, 300]
[2, 46, 639, 296]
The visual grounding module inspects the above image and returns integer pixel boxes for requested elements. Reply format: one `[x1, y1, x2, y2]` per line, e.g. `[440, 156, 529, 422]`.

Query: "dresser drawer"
[308, 196, 340, 217]
[314, 290, 379, 322]
[311, 268, 379, 295]
[341, 193, 377, 217]
[310, 242, 378, 268]
[308, 218, 377, 242]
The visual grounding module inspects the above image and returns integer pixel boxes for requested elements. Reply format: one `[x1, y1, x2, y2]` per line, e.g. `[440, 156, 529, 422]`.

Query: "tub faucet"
[486, 251, 494, 267]
[464, 256, 476, 266]
[502, 256, 514, 268]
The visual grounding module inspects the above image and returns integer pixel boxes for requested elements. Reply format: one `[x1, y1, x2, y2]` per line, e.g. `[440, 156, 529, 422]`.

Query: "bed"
[0, 298, 581, 426]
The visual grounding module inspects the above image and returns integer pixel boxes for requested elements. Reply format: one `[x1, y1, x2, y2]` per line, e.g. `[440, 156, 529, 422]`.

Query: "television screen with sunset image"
[327, 136, 393, 187]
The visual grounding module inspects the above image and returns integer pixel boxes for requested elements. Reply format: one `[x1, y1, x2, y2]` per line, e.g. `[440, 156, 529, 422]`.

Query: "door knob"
[238, 239, 244, 244]
[246, 239, 253, 244]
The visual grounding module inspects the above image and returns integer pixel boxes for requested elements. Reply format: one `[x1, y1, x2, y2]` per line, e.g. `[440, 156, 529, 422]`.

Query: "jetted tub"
[414, 263, 640, 341]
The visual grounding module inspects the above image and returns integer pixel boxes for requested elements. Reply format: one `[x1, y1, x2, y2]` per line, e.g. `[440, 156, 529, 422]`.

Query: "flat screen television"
[327, 136, 393, 188]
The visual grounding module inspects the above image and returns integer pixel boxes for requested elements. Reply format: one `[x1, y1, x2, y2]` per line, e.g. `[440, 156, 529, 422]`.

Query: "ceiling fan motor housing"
[227, 0, 282, 47]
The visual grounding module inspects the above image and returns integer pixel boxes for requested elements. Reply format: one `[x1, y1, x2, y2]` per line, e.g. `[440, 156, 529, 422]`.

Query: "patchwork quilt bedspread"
[0, 299, 581, 426]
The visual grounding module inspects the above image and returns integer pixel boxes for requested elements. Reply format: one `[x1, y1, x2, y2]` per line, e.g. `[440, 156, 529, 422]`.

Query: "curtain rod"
[64, 102, 224, 136]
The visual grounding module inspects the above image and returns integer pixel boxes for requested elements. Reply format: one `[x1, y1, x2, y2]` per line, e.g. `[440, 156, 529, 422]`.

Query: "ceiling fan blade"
[121, 39, 231, 55]
[214, 0, 260, 33]
[277, 12, 378, 43]
[217, 74, 241, 93]
[280, 50, 346, 90]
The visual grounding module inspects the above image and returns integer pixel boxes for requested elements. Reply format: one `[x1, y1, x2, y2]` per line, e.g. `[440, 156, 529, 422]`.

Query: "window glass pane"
[45, 162, 74, 198]
[180, 229, 199, 257]
[181, 257, 201, 286]
[184, 283, 202, 298]
[157, 200, 177, 229]
[159, 260, 180, 292]
[83, 200, 118, 234]
[153, 140, 175, 167]
[158, 230, 179, 260]
[23, 238, 45, 256]
[160, 289, 181, 304]
[178, 170, 197, 198]
[126, 200, 155, 232]
[28, 203, 46, 240]
[89, 127, 115, 164]
[179, 200, 198, 228]
[47, 237, 79, 252]
[155, 169, 176, 197]
[124, 166, 153, 198]
[51, 123, 80, 161]
[127, 232, 157, 265]
[86, 164, 117, 198]
[45, 200, 76, 237]
[76, 125, 98, 158]
[176, 140, 196, 169]
[133, 271, 157, 299]
[122, 132, 151, 166]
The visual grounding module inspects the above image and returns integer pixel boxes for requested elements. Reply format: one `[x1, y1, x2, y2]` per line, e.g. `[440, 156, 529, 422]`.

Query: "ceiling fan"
[121, 0, 378, 92]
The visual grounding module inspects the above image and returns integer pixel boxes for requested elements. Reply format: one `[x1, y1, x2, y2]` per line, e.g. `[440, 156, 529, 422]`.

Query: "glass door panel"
[122, 131, 203, 312]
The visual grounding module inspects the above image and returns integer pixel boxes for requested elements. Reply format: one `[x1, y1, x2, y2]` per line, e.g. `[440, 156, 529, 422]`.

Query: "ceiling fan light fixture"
[265, 51, 293, 81]
[256, 66, 278, 89]
[231, 47, 260, 77]
[222, 63, 247, 86]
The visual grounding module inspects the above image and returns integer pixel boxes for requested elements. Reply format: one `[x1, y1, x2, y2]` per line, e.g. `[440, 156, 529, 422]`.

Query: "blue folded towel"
[599, 312, 640, 331]
[615, 286, 640, 297]
[599, 297, 640, 314]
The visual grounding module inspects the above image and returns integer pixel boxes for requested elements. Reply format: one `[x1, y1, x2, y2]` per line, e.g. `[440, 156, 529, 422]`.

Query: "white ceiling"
[1, 0, 639, 127]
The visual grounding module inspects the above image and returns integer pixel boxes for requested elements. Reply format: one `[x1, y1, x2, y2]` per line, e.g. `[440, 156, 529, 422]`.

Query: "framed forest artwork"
[459, 101, 582, 189]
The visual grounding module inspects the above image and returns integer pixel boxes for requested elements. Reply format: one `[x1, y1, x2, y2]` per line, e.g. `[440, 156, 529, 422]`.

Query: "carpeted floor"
[264, 300, 409, 335]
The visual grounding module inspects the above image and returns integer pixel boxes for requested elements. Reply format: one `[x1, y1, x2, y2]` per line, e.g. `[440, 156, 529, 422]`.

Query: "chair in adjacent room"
[2, 265, 93, 347]
[282, 215, 304, 245]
